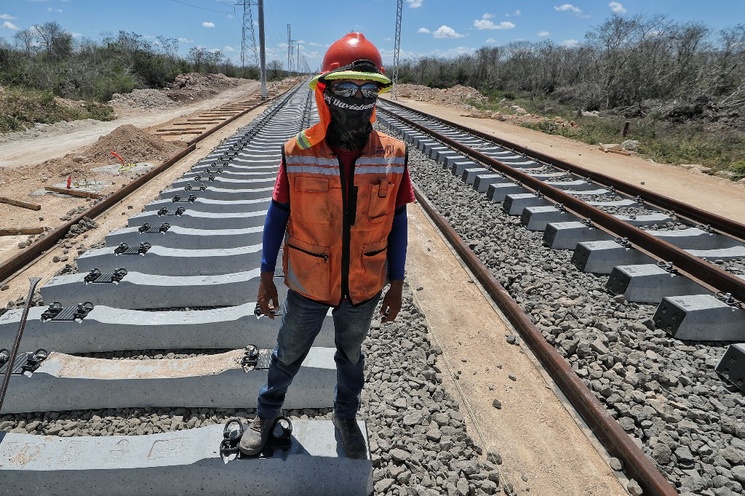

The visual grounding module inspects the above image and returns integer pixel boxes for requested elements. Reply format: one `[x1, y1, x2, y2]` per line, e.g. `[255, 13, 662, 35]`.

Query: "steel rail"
[0, 145, 195, 284]
[383, 99, 745, 241]
[413, 185, 678, 496]
[0, 95, 277, 285]
[384, 107, 745, 302]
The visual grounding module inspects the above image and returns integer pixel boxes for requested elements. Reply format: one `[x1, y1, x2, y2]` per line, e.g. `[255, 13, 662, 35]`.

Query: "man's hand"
[256, 271, 279, 319]
[379, 280, 404, 323]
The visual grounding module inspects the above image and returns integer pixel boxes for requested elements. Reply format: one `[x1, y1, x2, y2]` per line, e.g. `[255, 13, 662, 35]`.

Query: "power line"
[170, 0, 233, 14]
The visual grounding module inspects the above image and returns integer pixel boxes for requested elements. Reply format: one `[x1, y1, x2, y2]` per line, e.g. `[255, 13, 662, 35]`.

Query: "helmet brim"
[309, 70, 392, 93]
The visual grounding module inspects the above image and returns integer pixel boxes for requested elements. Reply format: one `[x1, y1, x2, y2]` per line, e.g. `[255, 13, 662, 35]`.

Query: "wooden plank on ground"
[45, 186, 103, 199]
[0, 228, 45, 236]
[0, 196, 41, 211]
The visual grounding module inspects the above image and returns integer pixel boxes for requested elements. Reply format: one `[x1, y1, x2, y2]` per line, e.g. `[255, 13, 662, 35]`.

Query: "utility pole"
[393, 0, 403, 99]
[258, 0, 266, 98]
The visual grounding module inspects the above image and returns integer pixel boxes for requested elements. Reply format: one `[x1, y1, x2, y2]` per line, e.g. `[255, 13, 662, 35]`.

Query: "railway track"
[0, 80, 743, 494]
[375, 99, 745, 495]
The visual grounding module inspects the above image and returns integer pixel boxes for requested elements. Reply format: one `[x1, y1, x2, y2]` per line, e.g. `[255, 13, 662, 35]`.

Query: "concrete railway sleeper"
[0, 84, 378, 495]
[377, 99, 745, 352]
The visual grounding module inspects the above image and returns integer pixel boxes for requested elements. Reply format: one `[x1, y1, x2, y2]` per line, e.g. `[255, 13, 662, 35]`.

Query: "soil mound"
[81, 124, 184, 165]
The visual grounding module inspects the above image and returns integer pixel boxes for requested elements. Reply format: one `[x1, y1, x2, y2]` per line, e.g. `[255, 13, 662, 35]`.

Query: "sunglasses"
[329, 81, 380, 98]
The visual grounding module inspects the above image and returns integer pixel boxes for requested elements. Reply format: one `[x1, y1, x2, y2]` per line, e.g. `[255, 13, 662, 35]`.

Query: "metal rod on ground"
[0, 276, 42, 413]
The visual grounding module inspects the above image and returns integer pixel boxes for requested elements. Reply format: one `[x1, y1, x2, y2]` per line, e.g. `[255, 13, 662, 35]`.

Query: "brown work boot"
[332, 413, 368, 459]
[238, 416, 275, 456]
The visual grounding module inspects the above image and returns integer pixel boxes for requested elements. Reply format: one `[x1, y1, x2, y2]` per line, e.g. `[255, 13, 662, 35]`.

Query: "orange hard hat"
[321, 32, 385, 73]
[310, 32, 392, 92]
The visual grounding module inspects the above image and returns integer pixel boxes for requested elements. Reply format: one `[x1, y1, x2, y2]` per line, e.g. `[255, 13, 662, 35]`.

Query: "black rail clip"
[0, 349, 48, 375]
[241, 345, 260, 371]
[156, 207, 185, 217]
[196, 173, 216, 182]
[115, 242, 151, 256]
[41, 301, 94, 322]
[171, 194, 197, 204]
[138, 222, 170, 234]
[717, 292, 743, 309]
[657, 260, 678, 275]
[84, 268, 127, 285]
[184, 183, 207, 192]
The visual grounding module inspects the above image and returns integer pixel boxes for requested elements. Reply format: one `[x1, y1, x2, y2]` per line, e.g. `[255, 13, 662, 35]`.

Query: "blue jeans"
[257, 289, 381, 421]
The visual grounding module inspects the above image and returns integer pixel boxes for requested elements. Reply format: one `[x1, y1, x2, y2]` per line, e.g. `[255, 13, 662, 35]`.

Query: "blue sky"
[1, 0, 743, 72]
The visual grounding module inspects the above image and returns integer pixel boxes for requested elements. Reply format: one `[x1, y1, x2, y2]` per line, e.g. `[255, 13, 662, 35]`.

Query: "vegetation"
[396, 15, 745, 179]
[1, 15, 744, 179]
[0, 22, 279, 132]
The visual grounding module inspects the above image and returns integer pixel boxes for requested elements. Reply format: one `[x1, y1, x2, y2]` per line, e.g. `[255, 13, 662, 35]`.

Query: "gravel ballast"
[404, 141, 745, 496]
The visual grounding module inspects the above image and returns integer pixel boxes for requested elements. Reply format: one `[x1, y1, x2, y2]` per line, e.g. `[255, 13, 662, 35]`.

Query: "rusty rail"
[414, 185, 678, 496]
[388, 107, 745, 302]
[0, 144, 194, 284]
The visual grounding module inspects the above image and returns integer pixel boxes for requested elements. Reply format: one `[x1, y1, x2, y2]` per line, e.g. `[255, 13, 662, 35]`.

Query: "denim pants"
[256, 289, 381, 421]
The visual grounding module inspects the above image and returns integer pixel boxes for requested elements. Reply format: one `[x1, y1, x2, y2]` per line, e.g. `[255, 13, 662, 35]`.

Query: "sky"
[1, 0, 744, 73]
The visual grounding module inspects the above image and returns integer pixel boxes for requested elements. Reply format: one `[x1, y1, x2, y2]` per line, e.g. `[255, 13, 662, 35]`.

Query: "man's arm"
[257, 200, 289, 318]
[380, 205, 407, 322]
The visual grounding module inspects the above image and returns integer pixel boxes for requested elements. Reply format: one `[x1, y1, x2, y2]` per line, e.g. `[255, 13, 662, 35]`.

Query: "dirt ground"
[1, 78, 743, 495]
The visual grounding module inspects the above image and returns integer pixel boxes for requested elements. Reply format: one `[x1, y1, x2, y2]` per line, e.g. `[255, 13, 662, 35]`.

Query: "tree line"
[0, 22, 286, 102]
[397, 14, 745, 120]
[1, 15, 744, 121]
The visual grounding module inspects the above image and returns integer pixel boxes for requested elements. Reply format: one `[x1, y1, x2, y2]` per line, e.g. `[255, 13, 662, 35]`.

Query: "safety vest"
[282, 131, 407, 306]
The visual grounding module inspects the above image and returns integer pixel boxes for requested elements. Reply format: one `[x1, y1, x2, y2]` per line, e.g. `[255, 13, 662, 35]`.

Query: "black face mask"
[324, 91, 377, 151]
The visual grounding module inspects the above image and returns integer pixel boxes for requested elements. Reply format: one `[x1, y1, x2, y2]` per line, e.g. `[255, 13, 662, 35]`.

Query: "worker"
[239, 32, 415, 459]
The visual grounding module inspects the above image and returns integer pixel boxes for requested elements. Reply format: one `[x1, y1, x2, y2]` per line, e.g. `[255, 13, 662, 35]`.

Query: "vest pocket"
[284, 236, 331, 301]
[294, 176, 331, 224]
[350, 240, 388, 298]
[367, 181, 395, 222]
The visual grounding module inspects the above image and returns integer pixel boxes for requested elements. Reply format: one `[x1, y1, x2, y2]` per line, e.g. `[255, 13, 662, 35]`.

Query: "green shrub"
[730, 160, 745, 180]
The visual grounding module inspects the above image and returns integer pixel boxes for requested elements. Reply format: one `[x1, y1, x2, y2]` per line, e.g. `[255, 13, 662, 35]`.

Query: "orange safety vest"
[282, 131, 407, 306]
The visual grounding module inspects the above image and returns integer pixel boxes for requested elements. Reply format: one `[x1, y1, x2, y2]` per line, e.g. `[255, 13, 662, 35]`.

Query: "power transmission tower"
[239, 0, 259, 70]
[393, 0, 403, 99]
[287, 24, 293, 75]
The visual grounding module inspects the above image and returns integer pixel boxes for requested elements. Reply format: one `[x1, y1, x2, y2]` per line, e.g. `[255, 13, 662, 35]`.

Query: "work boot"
[332, 413, 367, 459]
[238, 416, 275, 456]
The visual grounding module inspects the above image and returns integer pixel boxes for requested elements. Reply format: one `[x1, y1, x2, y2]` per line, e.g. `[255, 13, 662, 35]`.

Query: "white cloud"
[554, 4, 582, 14]
[474, 15, 516, 30]
[224, 45, 236, 52]
[538, 31, 550, 37]
[202, 21, 215, 28]
[407, 0, 423, 8]
[561, 39, 581, 48]
[178, 37, 193, 43]
[506, 10, 521, 17]
[609, 2, 626, 14]
[0, 14, 17, 20]
[432, 25, 465, 39]
[1, 21, 18, 30]
[417, 27, 430, 34]
[48, 8, 62, 13]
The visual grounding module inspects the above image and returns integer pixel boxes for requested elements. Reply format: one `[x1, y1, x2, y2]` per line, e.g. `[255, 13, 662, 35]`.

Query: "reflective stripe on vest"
[282, 131, 406, 305]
